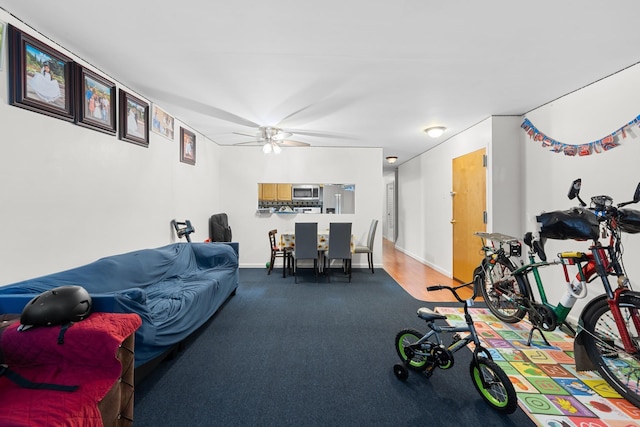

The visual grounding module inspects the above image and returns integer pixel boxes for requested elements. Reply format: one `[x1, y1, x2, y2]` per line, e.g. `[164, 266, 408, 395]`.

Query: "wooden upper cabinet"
[277, 184, 292, 201]
[261, 183, 277, 201]
[259, 183, 291, 201]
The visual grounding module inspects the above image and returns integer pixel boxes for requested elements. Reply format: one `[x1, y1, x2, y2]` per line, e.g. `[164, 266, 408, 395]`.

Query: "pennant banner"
[521, 115, 640, 156]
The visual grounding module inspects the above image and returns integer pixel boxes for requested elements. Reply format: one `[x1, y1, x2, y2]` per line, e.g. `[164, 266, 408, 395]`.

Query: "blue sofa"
[0, 242, 239, 370]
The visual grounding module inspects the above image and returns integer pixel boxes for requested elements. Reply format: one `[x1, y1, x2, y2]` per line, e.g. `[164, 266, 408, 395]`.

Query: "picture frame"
[7, 25, 75, 122]
[119, 89, 149, 147]
[75, 65, 116, 135]
[151, 104, 175, 140]
[180, 127, 196, 165]
[0, 21, 6, 71]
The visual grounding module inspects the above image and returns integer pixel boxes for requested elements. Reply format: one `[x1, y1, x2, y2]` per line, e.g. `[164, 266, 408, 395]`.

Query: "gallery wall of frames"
[2, 23, 196, 165]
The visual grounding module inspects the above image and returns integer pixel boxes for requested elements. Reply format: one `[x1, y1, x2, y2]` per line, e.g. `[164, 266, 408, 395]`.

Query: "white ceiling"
[3, 1, 640, 170]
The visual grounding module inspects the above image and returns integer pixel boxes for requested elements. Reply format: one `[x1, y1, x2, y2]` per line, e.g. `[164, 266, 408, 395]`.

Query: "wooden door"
[452, 148, 486, 283]
[386, 182, 395, 241]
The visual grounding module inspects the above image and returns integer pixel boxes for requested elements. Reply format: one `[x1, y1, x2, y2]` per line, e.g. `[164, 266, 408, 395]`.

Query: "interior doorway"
[452, 148, 486, 283]
[386, 181, 395, 242]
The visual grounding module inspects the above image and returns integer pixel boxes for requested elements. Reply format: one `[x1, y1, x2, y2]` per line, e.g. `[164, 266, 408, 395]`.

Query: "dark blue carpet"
[133, 268, 534, 426]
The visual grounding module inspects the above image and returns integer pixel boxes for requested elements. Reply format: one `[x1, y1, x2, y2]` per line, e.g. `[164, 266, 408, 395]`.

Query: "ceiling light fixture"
[262, 142, 282, 154]
[386, 156, 398, 164]
[424, 126, 446, 138]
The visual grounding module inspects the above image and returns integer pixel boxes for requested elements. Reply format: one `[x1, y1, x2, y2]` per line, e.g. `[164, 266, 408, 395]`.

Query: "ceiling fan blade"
[279, 140, 310, 147]
[233, 141, 264, 146]
[277, 95, 360, 128]
[282, 129, 358, 140]
[271, 131, 293, 141]
[140, 87, 261, 128]
[233, 131, 260, 138]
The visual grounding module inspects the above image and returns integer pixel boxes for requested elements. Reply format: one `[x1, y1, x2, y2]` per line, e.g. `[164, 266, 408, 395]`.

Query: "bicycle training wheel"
[581, 292, 640, 408]
[395, 329, 428, 371]
[469, 356, 518, 414]
[479, 258, 527, 323]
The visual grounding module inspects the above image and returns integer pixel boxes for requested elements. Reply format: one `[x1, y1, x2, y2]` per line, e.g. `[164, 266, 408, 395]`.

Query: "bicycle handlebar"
[427, 282, 476, 303]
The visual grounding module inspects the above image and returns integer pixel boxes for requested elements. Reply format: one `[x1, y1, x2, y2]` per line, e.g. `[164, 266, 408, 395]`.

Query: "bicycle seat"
[417, 307, 448, 322]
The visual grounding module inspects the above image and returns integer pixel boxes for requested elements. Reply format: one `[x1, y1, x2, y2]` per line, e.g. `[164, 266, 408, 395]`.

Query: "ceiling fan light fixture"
[424, 126, 446, 138]
[386, 156, 398, 164]
[262, 142, 282, 154]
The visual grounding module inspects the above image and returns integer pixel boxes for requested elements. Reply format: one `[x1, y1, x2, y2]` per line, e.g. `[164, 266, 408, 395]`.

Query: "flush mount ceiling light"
[424, 126, 446, 138]
[386, 156, 398, 164]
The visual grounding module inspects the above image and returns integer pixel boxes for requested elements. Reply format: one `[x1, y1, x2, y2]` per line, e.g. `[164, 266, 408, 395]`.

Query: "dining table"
[280, 230, 355, 274]
[279, 231, 355, 253]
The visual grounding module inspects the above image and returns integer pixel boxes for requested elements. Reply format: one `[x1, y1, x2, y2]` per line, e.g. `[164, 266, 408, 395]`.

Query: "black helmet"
[19, 285, 92, 331]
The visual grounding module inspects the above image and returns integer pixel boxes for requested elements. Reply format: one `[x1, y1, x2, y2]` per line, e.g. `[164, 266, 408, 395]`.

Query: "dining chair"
[354, 219, 378, 274]
[268, 229, 290, 277]
[326, 222, 352, 282]
[292, 222, 319, 283]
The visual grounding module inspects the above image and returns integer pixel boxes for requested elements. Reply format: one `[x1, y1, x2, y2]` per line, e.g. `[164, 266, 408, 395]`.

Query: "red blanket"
[0, 312, 141, 427]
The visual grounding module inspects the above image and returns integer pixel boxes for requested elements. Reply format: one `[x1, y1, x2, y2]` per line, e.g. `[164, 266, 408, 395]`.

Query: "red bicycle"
[477, 179, 640, 408]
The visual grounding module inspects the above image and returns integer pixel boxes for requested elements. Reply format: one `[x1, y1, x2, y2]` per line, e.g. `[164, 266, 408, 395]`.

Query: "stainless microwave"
[292, 185, 320, 201]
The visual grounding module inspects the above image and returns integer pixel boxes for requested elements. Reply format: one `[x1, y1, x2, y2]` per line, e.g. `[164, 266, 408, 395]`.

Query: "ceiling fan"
[232, 126, 311, 153]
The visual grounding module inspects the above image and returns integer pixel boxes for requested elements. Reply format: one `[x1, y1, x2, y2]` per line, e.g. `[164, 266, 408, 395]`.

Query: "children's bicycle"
[476, 178, 640, 408]
[393, 282, 518, 414]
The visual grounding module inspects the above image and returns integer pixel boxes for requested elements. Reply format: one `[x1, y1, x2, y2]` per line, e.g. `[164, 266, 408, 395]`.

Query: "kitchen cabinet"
[277, 184, 292, 201]
[260, 183, 277, 201]
[259, 183, 292, 201]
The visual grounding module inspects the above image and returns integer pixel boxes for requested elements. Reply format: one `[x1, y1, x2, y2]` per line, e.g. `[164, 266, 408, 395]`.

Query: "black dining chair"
[354, 219, 378, 273]
[268, 229, 290, 277]
[326, 222, 352, 282]
[292, 222, 319, 283]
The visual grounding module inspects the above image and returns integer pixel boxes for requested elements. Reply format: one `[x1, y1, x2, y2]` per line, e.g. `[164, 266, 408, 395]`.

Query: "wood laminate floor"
[382, 238, 474, 302]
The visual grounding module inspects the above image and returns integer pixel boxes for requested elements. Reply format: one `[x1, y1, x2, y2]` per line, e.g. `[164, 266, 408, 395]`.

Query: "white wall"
[396, 119, 491, 276]
[522, 63, 640, 323]
[0, 12, 384, 284]
[396, 62, 640, 325]
[0, 14, 223, 284]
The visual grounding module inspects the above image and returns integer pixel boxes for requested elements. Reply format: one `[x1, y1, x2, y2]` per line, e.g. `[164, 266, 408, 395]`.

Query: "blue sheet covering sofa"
[0, 242, 239, 369]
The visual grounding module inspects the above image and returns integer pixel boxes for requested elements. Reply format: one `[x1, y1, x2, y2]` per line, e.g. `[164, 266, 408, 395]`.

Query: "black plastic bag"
[618, 208, 640, 234]
[536, 207, 600, 241]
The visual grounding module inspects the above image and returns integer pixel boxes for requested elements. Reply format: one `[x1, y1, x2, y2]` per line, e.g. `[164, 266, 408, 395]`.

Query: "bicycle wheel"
[479, 257, 527, 323]
[469, 356, 518, 414]
[581, 292, 640, 408]
[395, 329, 428, 371]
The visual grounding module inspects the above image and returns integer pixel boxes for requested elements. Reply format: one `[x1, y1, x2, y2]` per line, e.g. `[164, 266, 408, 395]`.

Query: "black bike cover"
[618, 208, 640, 234]
[536, 207, 600, 241]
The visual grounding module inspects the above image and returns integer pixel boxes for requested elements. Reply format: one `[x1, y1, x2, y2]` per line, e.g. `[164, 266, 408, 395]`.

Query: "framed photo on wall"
[7, 25, 75, 122]
[0, 21, 6, 71]
[151, 104, 175, 141]
[75, 65, 116, 135]
[180, 127, 196, 165]
[119, 89, 149, 147]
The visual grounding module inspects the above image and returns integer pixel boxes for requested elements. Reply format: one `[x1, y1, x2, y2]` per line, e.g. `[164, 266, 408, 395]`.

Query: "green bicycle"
[393, 282, 518, 414]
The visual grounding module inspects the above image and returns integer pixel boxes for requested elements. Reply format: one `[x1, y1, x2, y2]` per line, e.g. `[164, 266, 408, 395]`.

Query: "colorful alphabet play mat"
[435, 306, 640, 426]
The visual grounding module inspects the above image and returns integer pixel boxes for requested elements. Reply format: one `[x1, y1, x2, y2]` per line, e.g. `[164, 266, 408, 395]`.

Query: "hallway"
[382, 238, 472, 302]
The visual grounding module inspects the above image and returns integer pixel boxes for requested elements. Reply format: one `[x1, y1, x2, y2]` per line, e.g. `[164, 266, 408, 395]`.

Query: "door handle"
[450, 219, 457, 224]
